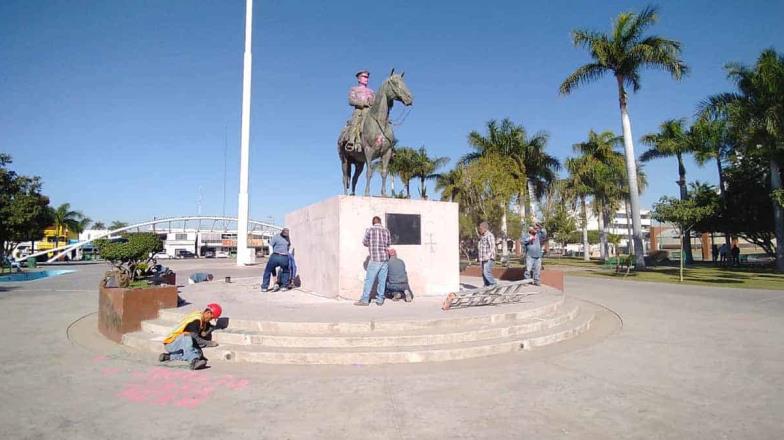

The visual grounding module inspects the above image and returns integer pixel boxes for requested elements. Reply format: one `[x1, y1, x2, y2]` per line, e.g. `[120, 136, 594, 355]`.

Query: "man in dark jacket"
[385, 248, 413, 302]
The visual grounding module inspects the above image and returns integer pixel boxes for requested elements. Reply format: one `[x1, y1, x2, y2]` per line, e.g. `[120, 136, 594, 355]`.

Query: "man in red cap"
[158, 303, 222, 370]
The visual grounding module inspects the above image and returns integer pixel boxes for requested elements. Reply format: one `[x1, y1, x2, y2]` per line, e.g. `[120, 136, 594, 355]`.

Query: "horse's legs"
[341, 156, 350, 195]
[363, 150, 374, 196]
[380, 148, 393, 197]
[351, 162, 364, 196]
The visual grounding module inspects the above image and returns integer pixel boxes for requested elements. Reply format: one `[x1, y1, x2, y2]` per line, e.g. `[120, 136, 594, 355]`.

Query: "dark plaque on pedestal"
[385, 213, 421, 245]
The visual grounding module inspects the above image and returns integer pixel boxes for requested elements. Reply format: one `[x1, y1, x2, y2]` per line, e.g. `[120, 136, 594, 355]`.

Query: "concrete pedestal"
[285, 196, 459, 300]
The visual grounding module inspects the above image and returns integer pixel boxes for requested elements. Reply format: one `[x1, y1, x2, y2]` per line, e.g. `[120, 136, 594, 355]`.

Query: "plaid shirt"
[363, 224, 391, 262]
[478, 230, 496, 261]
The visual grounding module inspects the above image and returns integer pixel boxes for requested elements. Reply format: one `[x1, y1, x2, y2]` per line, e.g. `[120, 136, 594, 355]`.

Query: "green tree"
[564, 153, 594, 261]
[435, 165, 467, 203]
[690, 114, 734, 246]
[96, 232, 164, 287]
[51, 203, 86, 250]
[541, 183, 577, 256]
[109, 220, 129, 231]
[652, 196, 718, 281]
[560, 5, 688, 268]
[92, 221, 107, 230]
[412, 146, 449, 199]
[389, 147, 418, 198]
[572, 130, 627, 261]
[640, 118, 695, 263]
[0, 155, 53, 259]
[701, 48, 784, 271]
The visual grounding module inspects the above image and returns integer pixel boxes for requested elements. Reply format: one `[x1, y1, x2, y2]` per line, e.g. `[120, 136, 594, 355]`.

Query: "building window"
[175, 233, 188, 240]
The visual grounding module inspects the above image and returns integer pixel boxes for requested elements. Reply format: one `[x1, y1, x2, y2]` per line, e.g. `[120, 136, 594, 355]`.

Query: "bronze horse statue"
[338, 70, 413, 196]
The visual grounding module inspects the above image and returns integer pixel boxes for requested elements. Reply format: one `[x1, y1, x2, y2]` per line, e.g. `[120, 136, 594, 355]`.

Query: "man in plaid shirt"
[355, 216, 391, 306]
[477, 221, 497, 287]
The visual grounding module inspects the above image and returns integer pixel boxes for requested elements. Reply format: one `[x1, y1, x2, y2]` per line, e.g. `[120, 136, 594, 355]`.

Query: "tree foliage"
[96, 233, 163, 286]
[0, 154, 53, 259]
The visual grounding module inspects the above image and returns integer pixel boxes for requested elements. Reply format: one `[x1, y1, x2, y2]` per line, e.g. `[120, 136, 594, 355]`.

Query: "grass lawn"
[548, 257, 784, 290]
[464, 256, 784, 290]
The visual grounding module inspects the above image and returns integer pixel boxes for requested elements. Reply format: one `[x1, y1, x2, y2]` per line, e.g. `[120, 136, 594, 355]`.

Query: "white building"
[565, 207, 652, 257]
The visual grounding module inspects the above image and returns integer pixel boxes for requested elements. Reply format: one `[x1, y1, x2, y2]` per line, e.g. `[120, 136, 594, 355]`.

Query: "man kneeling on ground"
[158, 303, 222, 370]
[188, 272, 213, 284]
[386, 248, 413, 302]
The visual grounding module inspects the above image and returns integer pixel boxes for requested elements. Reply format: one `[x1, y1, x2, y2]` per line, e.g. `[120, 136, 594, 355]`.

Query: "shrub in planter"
[95, 233, 163, 288]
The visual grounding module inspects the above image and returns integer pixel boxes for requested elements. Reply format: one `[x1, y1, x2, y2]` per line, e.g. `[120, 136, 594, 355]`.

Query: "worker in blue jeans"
[523, 223, 547, 286]
[262, 228, 291, 292]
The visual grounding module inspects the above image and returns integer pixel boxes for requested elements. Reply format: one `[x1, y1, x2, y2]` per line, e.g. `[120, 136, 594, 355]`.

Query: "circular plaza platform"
[122, 276, 607, 365]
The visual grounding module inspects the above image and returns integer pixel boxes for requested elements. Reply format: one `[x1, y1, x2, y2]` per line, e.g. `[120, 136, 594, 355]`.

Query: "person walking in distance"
[355, 216, 391, 306]
[523, 222, 548, 286]
[477, 221, 497, 287]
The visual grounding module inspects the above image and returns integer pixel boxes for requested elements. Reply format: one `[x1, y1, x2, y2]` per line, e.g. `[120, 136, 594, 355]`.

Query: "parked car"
[176, 250, 197, 259]
[215, 251, 230, 258]
[152, 252, 173, 260]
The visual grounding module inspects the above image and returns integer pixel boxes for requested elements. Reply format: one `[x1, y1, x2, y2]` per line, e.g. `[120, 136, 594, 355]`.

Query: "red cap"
[206, 303, 222, 319]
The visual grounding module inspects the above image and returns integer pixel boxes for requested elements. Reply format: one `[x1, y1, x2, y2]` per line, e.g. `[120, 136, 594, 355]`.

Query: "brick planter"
[460, 265, 564, 292]
[98, 284, 178, 342]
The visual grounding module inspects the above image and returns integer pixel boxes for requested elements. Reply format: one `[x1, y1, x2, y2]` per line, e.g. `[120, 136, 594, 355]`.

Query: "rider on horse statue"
[345, 70, 375, 152]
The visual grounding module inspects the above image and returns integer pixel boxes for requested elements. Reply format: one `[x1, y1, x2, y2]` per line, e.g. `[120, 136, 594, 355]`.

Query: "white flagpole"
[237, 0, 254, 266]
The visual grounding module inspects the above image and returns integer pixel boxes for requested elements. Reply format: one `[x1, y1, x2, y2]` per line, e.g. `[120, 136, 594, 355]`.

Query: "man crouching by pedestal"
[386, 248, 413, 302]
[158, 303, 222, 370]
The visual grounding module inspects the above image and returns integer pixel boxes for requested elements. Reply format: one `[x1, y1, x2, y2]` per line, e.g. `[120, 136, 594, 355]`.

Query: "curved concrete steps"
[122, 297, 599, 365]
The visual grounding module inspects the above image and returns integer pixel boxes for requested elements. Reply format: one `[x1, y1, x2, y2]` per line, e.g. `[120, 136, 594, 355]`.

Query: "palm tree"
[51, 203, 85, 250]
[564, 155, 594, 261]
[92, 221, 106, 230]
[389, 147, 418, 198]
[412, 146, 449, 199]
[435, 165, 468, 203]
[572, 130, 626, 261]
[560, 5, 688, 268]
[640, 118, 695, 263]
[463, 119, 559, 225]
[109, 221, 129, 231]
[690, 114, 733, 247]
[701, 49, 784, 271]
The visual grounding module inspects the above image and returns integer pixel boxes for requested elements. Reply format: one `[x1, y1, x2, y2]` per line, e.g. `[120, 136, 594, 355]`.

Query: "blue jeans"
[360, 261, 388, 304]
[481, 259, 496, 286]
[525, 255, 542, 284]
[164, 334, 202, 362]
[262, 254, 289, 289]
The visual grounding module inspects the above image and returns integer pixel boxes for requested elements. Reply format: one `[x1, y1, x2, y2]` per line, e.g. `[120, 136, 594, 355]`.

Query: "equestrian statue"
[338, 69, 413, 196]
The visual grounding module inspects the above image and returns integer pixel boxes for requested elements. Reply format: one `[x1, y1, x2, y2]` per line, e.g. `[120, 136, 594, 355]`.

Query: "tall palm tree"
[564, 155, 594, 261]
[640, 118, 694, 263]
[51, 203, 85, 250]
[560, 5, 688, 268]
[701, 48, 784, 271]
[572, 130, 626, 261]
[92, 221, 106, 230]
[412, 146, 449, 199]
[690, 114, 733, 247]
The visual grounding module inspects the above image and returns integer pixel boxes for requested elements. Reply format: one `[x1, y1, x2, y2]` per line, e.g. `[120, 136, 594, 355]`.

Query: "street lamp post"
[237, 0, 254, 266]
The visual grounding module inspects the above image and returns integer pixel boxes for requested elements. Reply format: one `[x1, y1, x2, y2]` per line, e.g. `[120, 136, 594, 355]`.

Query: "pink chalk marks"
[117, 367, 249, 408]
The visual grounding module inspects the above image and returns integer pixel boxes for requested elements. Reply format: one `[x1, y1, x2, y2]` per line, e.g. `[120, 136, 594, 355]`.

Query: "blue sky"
[2, 0, 782, 226]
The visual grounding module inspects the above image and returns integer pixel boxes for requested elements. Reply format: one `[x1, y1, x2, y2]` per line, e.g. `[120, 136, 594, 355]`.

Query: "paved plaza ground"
[0, 259, 782, 439]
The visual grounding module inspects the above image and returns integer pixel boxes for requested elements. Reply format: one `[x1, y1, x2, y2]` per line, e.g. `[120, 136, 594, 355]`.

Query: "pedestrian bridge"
[15, 216, 283, 263]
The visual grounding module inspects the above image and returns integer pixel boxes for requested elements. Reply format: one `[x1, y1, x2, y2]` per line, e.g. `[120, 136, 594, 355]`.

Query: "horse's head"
[385, 68, 413, 106]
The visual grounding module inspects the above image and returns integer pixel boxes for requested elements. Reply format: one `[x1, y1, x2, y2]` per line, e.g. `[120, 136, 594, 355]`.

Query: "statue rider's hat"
[355, 70, 370, 78]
